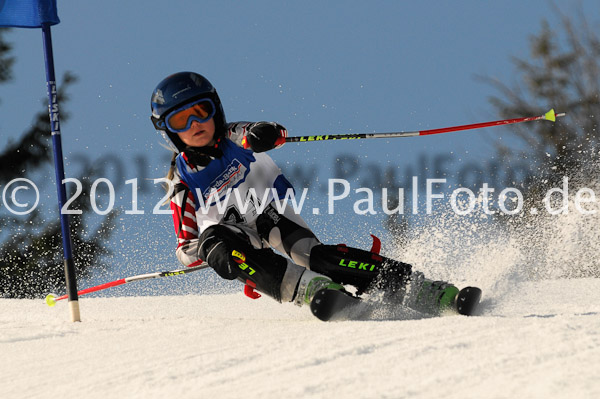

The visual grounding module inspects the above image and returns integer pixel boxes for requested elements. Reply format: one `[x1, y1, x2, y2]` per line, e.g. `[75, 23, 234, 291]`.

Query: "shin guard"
[309, 244, 412, 295]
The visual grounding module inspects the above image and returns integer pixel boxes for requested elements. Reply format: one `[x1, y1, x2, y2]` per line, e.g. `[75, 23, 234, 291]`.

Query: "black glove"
[243, 121, 287, 152]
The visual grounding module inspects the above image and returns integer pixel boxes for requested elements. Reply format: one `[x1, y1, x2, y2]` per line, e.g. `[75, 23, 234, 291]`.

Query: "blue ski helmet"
[150, 72, 226, 152]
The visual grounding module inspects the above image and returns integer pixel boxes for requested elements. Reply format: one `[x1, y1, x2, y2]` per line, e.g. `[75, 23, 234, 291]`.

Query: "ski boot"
[293, 270, 345, 306]
[294, 270, 363, 321]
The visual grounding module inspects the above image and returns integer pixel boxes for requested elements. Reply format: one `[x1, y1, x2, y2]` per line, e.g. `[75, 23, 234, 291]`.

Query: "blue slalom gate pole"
[41, 23, 81, 322]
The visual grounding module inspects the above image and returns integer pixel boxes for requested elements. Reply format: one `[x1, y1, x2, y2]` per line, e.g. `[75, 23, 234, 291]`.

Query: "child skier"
[150, 71, 477, 319]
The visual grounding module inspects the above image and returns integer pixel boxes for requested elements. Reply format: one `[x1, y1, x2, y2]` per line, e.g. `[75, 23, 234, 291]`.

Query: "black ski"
[455, 287, 482, 316]
[310, 289, 364, 321]
[311, 286, 482, 321]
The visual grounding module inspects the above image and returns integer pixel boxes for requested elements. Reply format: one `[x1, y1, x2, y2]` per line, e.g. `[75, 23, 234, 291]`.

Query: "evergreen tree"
[384, 11, 600, 279]
[487, 11, 599, 194]
[485, 11, 600, 277]
[0, 29, 117, 298]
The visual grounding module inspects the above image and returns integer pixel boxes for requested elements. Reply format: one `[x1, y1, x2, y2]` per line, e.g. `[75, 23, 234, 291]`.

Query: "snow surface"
[2, 278, 600, 399]
[4, 188, 600, 398]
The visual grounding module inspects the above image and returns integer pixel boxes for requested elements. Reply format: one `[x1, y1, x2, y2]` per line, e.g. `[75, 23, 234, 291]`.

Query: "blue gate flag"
[0, 0, 59, 28]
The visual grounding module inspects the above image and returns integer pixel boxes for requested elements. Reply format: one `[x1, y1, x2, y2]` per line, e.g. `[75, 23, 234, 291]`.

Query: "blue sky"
[1, 1, 598, 290]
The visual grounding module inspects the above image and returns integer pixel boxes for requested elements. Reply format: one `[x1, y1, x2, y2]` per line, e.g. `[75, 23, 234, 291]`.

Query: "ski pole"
[285, 109, 565, 143]
[45, 263, 210, 307]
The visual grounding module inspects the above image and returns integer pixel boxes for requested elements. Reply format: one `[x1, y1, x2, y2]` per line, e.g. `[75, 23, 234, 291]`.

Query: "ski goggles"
[162, 98, 216, 133]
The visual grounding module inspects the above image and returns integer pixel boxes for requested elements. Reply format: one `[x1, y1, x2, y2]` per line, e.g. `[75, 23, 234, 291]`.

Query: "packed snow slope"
[4, 195, 600, 398]
[1, 277, 599, 399]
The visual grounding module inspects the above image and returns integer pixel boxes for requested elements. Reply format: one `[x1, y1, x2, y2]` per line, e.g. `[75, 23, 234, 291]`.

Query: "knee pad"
[198, 224, 250, 280]
[198, 224, 289, 301]
[309, 244, 412, 294]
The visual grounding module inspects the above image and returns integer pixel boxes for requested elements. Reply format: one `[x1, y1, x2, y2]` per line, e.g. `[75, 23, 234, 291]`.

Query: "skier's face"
[179, 118, 216, 147]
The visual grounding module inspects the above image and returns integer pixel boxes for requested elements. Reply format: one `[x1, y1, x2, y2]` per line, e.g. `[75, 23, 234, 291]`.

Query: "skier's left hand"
[243, 121, 287, 152]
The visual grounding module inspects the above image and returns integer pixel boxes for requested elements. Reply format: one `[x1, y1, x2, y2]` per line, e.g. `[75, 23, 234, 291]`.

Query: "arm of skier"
[170, 178, 204, 267]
